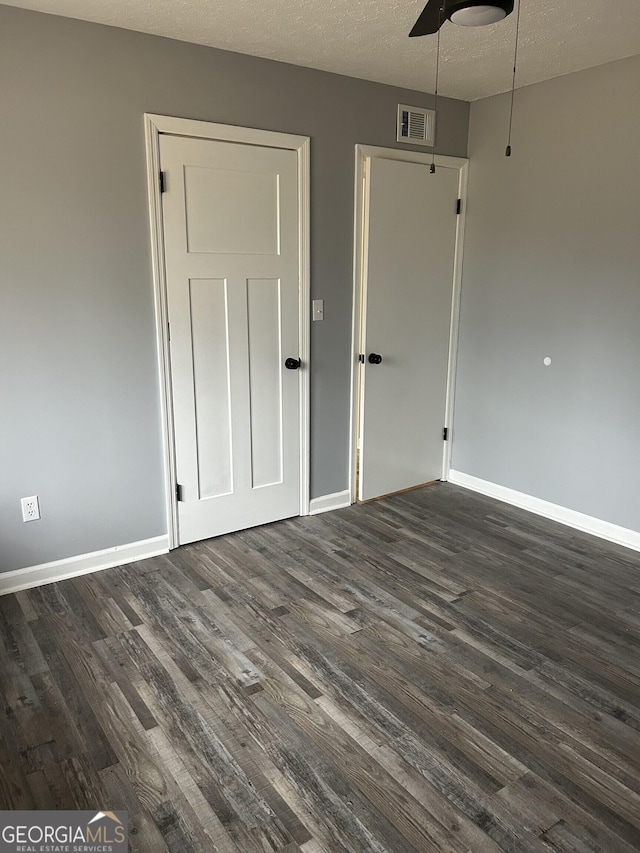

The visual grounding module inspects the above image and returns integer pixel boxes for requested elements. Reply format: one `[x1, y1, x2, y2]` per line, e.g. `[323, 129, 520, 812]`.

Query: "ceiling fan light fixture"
[450, 4, 507, 26]
[409, 0, 513, 36]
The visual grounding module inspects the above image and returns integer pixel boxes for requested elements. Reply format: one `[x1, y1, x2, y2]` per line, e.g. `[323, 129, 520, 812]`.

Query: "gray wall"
[0, 5, 469, 572]
[452, 54, 640, 532]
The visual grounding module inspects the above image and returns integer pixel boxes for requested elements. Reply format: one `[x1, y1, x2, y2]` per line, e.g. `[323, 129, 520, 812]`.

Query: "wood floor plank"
[1, 483, 640, 852]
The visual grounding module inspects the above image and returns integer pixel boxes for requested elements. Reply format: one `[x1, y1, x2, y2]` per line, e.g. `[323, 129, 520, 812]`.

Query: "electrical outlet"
[21, 495, 40, 522]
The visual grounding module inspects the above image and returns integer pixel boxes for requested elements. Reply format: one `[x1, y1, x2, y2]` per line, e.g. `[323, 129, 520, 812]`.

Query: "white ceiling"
[5, 0, 640, 101]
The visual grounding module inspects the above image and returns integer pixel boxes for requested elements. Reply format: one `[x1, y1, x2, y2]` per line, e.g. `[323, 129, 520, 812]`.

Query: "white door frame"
[144, 114, 311, 549]
[349, 144, 468, 504]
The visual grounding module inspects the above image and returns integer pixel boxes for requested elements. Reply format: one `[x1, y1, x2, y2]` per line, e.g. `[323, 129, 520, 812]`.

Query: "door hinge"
[358, 353, 365, 363]
[443, 427, 449, 441]
[176, 483, 183, 502]
[456, 198, 462, 215]
[160, 171, 166, 194]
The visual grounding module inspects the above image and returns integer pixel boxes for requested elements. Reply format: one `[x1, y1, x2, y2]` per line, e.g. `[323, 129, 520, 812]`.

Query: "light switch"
[312, 299, 324, 321]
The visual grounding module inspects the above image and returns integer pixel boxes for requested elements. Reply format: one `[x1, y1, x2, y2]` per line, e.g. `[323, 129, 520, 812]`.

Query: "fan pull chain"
[505, 0, 522, 156]
[431, 3, 444, 173]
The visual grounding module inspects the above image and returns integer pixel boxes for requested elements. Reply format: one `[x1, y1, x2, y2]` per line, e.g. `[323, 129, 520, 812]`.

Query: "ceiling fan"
[410, 0, 514, 36]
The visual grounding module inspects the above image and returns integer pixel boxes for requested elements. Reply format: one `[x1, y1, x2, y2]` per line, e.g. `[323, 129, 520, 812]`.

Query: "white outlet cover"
[21, 495, 40, 522]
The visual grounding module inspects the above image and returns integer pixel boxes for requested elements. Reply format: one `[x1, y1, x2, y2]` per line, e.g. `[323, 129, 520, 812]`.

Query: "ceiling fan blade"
[409, 0, 446, 37]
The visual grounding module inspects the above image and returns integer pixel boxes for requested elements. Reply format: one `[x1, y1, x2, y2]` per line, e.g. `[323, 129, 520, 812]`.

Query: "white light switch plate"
[312, 299, 324, 321]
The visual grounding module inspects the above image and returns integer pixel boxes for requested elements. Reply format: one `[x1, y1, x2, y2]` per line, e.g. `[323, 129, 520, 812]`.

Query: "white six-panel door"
[358, 155, 460, 501]
[160, 133, 302, 544]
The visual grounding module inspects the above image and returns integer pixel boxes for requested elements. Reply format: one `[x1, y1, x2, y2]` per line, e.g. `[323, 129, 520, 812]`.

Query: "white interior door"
[160, 133, 302, 544]
[358, 155, 460, 501]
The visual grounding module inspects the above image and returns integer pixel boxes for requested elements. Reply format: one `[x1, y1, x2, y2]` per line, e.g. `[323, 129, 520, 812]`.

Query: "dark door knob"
[368, 353, 383, 365]
[285, 357, 301, 370]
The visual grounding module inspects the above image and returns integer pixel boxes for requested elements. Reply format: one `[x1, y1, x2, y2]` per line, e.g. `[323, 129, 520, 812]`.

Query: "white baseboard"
[0, 535, 170, 596]
[448, 470, 640, 553]
[309, 489, 352, 516]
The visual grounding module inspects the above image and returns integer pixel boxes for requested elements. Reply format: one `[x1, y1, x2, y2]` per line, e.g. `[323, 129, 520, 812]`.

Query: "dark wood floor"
[2, 484, 640, 852]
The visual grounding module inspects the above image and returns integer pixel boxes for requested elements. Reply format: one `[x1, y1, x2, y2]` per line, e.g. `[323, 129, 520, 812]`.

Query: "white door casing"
[351, 147, 468, 502]
[145, 116, 310, 548]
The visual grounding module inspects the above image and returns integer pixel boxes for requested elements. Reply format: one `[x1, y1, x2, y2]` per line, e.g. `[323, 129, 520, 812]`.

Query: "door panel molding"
[145, 114, 310, 549]
[350, 144, 468, 503]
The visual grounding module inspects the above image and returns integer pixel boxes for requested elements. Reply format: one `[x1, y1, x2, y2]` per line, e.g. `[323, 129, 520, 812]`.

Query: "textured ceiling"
[4, 0, 640, 101]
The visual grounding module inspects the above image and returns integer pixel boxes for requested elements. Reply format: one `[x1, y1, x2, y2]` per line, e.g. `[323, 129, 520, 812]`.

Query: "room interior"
[1, 1, 639, 850]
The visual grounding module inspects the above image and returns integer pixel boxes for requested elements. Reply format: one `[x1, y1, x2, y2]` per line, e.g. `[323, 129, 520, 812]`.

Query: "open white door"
[357, 154, 463, 501]
[159, 133, 304, 544]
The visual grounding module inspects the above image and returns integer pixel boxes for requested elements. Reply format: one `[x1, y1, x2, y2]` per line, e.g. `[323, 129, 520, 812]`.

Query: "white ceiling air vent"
[397, 104, 435, 147]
